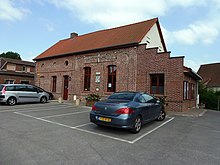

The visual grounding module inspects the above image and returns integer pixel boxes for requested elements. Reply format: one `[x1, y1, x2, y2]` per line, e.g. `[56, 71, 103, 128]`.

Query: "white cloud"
[169, 22, 219, 45]
[48, 0, 209, 27]
[47, 0, 220, 45]
[0, 0, 29, 22]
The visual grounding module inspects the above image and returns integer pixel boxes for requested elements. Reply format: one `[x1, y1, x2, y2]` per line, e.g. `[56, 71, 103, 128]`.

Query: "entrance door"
[63, 76, 69, 100]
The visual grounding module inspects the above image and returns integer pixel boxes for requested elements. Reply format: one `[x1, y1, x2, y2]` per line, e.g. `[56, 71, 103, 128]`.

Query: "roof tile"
[198, 63, 220, 87]
[34, 18, 158, 60]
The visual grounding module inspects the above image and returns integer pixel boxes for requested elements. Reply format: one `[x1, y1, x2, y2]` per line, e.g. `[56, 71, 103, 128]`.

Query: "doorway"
[63, 75, 69, 100]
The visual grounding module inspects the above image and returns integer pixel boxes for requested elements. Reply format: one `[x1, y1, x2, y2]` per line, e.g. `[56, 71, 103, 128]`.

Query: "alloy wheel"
[157, 110, 166, 121]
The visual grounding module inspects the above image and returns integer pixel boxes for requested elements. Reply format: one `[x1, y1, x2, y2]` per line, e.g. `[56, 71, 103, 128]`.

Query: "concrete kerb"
[167, 108, 207, 117]
[51, 100, 208, 117]
[49, 99, 91, 110]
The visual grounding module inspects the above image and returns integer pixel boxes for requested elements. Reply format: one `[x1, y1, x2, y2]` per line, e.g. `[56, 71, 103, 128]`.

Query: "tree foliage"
[199, 82, 220, 110]
[0, 51, 22, 60]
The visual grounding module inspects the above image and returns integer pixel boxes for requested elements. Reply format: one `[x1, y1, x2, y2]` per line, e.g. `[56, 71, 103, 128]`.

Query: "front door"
[63, 76, 69, 100]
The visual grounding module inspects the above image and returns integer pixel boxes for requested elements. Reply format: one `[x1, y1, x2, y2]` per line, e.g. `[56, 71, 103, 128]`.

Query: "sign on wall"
[95, 72, 100, 83]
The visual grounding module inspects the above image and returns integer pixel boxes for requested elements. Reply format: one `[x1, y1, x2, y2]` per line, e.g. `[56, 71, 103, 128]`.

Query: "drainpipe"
[196, 81, 199, 109]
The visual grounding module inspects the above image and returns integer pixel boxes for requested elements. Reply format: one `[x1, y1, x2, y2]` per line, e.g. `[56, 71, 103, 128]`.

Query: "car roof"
[113, 91, 143, 94]
[0, 84, 33, 86]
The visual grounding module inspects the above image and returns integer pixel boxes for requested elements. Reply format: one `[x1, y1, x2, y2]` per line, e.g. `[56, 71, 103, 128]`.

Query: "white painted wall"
[140, 23, 165, 52]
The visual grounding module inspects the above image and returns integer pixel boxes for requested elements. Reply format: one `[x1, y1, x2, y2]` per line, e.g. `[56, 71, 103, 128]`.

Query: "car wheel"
[130, 116, 142, 133]
[40, 96, 47, 103]
[7, 97, 17, 106]
[157, 110, 166, 121]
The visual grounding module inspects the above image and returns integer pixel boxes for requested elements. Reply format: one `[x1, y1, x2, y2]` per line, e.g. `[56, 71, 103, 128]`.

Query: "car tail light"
[115, 108, 134, 114]
[92, 105, 98, 111]
[2, 86, 6, 94]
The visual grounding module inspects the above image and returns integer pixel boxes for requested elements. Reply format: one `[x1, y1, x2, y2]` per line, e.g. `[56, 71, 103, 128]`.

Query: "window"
[27, 66, 31, 72]
[184, 81, 189, 100]
[21, 80, 29, 84]
[5, 80, 14, 84]
[65, 60, 69, 66]
[137, 94, 154, 103]
[108, 92, 136, 100]
[150, 74, 164, 95]
[25, 86, 37, 92]
[184, 81, 195, 100]
[52, 76, 57, 92]
[191, 83, 195, 99]
[6, 64, 16, 71]
[84, 67, 91, 91]
[107, 65, 116, 92]
[22, 65, 27, 72]
[142, 94, 154, 103]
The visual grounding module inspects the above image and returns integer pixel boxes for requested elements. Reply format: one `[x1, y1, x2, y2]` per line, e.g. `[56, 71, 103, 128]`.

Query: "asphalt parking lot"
[0, 102, 220, 165]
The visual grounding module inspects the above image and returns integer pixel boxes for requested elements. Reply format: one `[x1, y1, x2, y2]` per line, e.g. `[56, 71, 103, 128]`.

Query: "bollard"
[76, 99, 80, 106]
[58, 97, 63, 103]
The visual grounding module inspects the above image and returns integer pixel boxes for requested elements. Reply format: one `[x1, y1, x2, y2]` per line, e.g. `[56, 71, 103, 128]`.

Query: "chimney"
[70, 32, 78, 38]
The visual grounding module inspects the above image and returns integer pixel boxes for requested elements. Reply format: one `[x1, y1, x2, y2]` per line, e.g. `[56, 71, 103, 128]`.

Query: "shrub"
[86, 93, 101, 101]
[199, 82, 220, 110]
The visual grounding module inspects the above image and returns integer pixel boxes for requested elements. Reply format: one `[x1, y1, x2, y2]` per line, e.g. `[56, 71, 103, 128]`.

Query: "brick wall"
[35, 44, 197, 111]
[136, 44, 186, 111]
[0, 74, 34, 84]
[35, 46, 138, 101]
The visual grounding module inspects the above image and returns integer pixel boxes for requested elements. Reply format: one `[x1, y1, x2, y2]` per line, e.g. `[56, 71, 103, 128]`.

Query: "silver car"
[0, 84, 50, 105]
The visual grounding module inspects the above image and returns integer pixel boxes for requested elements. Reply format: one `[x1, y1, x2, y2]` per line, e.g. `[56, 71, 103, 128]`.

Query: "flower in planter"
[86, 93, 101, 101]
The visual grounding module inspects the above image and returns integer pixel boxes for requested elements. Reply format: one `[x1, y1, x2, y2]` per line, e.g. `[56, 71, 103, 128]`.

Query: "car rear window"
[5, 86, 16, 91]
[0, 85, 4, 91]
[108, 93, 136, 101]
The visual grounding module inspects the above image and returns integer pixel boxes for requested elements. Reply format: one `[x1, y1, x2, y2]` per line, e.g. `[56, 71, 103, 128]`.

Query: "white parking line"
[74, 123, 93, 128]
[73, 127, 135, 143]
[14, 111, 78, 128]
[0, 105, 74, 113]
[41, 110, 91, 119]
[14, 111, 175, 144]
[131, 117, 174, 143]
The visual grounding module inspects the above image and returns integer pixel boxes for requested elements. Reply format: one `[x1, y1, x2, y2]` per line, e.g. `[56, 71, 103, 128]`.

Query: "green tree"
[0, 51, 22, 60]
[199, 82, 220, 110]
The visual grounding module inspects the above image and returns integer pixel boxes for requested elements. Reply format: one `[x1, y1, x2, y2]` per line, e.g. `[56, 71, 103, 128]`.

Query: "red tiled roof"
[0, 57, 35, 66]
[198, 63, 220, 87]
[34, 18, 161, 60]
[184, 66, 202, 80]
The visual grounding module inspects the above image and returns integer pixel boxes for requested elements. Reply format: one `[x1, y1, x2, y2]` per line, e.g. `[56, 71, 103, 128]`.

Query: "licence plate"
[97, 117, 111, 122]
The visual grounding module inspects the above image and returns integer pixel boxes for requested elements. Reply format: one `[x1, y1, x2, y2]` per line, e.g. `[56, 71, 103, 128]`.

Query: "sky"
[0, 0, 220, 72]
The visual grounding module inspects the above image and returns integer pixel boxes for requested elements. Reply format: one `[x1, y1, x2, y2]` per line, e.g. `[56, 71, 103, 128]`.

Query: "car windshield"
[108, 93, 136, 101]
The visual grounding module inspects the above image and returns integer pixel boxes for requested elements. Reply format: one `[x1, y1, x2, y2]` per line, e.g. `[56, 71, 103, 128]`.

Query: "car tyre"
[157, 110, 166, 121]
[130, 115, 142, 134]
[7, 97, 17, 106]
[40, 96, 47, 103]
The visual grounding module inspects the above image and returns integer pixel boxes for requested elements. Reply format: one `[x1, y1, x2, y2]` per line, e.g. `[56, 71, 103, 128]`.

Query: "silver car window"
[5, 86, 15, 91]
[25, 86, 37, 92]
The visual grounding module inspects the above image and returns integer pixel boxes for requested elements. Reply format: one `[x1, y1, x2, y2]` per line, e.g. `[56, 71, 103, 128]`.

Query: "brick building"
[0, 57, 35, 84]
[198, 63, 220, 92]
[34, 18, 201, 111]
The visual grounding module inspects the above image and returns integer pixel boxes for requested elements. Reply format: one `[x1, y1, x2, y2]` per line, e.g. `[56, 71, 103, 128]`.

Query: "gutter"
[33, 42, 139, 61]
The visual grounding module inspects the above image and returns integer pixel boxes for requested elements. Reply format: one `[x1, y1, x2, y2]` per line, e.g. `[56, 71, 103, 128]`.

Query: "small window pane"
[150, 74, 164, 95]
[107, 65, 116, 92]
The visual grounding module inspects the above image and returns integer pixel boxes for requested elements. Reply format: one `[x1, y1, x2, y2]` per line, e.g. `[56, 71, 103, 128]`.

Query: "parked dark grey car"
[0, 84, 50, 106]
[90, 91, 166, 133]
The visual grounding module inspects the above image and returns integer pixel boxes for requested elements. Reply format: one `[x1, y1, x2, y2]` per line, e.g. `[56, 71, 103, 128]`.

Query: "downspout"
[196, 81, 199, 109]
